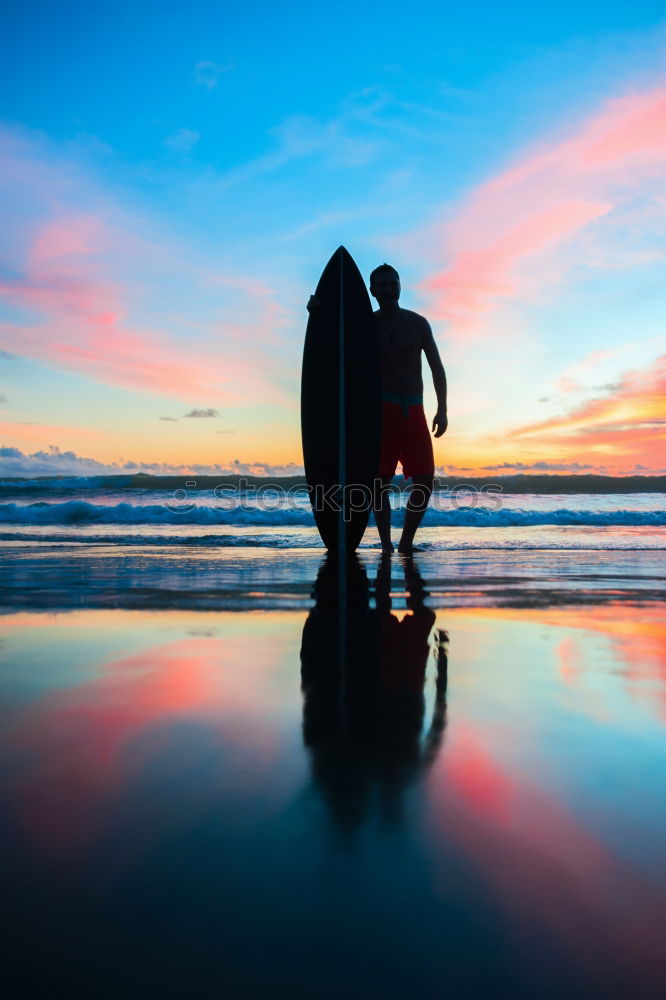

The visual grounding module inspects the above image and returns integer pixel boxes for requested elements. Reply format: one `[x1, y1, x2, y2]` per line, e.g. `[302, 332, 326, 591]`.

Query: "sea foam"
[1, 500, 665, 527]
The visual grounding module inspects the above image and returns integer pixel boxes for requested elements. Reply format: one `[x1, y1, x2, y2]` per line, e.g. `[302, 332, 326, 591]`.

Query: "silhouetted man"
[370, 264, 447, 553]
[307, 262, 447, 554]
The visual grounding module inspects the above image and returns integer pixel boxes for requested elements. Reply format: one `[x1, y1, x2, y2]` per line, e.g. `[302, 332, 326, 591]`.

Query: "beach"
[1, 479, 665, 997]
[5, 2, 666, 994]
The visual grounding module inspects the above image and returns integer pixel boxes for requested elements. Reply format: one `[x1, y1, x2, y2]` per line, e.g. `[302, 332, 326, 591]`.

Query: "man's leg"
[398, 475, 433, 555]
[373, 475, 394, 553]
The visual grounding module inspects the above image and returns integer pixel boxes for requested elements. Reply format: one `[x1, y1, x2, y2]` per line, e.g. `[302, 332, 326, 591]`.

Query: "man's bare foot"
[382, 541, 395, 554]
[397, 542, 422, 555]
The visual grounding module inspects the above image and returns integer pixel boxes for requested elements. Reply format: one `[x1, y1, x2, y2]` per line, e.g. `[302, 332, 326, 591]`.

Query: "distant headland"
[2, 472, 664, 494]
[124, 472, 666, 493]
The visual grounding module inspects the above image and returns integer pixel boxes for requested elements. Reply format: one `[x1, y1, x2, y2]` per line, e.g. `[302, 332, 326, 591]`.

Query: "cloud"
[164, 129, 200, 154]
[0, 125, 293, 406]
[194, 60, 232, 90]
[480, 461, 596, 472]
[594, 382, 621, 393]
[0, 419, 105, 443]
[0, 444, 120, 477]
[426, 200, 610, 324]
[552, 349, 617, 397]
[556, 377, 582, 395]
[29, 212, 106, 265]
[0, 279, 224, 399]
[183, 408, 219, 418]
[511, 354, 665, 437]
[0, 445, 304, 478]
[214, 98, 387, 191]
[0, 394, 6, 404]
[421, 84, 666, 332]
[506, 354, 666, 473]
[223, 459, 303, 477]
[159, 416, 178, 421]
[271, 115, 378, 169]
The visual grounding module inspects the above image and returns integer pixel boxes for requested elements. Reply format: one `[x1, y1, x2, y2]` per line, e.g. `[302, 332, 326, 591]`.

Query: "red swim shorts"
[378, 400, 435, 480]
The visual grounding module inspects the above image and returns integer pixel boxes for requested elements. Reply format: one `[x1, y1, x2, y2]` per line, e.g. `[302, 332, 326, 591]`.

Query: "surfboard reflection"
[300, 555, 448, 833]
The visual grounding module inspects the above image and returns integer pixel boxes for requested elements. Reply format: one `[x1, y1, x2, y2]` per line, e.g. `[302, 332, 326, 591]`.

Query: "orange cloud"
[506, 354, 666, 471]
[422, 85, 666, 329]
[0, 421, 105, 443]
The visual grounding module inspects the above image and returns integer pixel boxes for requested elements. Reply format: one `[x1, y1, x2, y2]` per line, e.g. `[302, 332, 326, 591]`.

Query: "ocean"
[1, 475, 665, 551]
[3, 474, 663, 611]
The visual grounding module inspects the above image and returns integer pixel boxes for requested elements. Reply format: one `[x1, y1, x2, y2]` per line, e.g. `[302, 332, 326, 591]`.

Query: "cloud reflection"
[4, 627, 287, 855]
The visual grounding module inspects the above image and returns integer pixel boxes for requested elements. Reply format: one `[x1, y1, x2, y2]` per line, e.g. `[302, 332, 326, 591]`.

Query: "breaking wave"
[1, 500, 665, 527]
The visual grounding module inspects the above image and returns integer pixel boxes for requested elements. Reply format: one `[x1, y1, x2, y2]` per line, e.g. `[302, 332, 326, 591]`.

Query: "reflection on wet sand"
[300, 556, 447, 831]
[1, 593, 665, 996]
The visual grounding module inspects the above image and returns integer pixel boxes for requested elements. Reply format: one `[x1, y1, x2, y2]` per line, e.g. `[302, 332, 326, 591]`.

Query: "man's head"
[370, 263, 400, 308]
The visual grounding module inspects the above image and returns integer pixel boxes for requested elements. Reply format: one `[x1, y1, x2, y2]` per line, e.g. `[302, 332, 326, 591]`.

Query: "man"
[370, 264, 447, 554]
[307, 262, 447, 554]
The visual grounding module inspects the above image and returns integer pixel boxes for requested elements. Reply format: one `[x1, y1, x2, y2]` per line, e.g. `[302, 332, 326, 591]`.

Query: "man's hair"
[369, 263, 400, 290]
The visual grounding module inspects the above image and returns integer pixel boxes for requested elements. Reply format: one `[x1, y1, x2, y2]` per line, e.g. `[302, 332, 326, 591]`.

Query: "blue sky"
[1, 1, 665, 476]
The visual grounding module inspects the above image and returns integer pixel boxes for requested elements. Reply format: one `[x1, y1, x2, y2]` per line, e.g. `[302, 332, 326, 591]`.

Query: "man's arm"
[422, 321, 448, 437]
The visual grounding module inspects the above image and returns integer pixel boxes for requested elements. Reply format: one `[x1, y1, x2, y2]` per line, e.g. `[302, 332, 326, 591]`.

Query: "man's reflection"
[300, 555, 448, 834]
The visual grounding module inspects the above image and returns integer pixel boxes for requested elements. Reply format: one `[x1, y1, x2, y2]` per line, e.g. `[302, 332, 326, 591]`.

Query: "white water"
[0, 487, 664, 550]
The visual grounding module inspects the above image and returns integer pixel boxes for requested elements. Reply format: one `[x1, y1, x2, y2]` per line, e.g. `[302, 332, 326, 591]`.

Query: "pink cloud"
[481, 90, 666, 195]
[555, 348, 614, 390]
[0, 129, 292, 404]
[555, 376, 581, 394]
[29, 214, 107, 268]
[426, 200, 610, 318]
[422, 85, 666, 330]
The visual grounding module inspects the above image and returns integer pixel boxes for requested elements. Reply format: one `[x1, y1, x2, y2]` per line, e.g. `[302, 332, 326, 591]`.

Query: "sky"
[1, 0, 665, 478]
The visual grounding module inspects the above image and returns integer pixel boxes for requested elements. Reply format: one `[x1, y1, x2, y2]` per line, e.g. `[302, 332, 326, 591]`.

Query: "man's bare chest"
[376, 314, 421, 361]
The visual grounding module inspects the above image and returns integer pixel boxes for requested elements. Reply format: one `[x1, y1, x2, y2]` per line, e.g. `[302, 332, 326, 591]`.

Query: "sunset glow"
[1, 5, 665, 477]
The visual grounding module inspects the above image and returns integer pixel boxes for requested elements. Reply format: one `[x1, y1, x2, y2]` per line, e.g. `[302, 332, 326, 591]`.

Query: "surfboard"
[301, 246, 381, 553]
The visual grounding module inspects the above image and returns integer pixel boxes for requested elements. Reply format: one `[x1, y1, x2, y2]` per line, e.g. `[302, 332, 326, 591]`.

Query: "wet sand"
[1, 551, 665, 997]
[2, 542, 665, 610]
